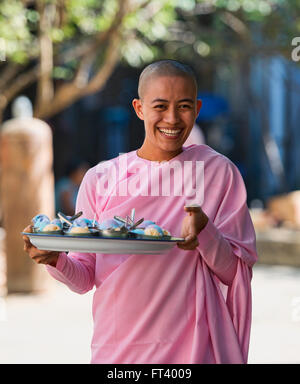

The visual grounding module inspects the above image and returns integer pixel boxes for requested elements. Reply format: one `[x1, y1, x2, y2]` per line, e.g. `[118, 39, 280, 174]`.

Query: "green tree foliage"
[0, 0, 299, 121]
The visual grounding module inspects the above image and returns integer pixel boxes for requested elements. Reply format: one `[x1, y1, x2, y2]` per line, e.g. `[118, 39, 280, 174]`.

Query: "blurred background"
[0, 0, 300, 364]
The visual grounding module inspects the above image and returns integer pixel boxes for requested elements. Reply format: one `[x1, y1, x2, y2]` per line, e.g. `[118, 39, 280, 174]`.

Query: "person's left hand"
[177, 205, 208, 250]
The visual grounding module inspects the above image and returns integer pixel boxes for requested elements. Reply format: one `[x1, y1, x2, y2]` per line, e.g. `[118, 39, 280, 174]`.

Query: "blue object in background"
[102, 106, 130, 159]
[247, 55, 300, 202]
[196, 92, 229, 122]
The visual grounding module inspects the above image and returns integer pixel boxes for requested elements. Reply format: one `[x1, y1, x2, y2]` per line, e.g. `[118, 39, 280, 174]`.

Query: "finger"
[184, 234, 198, 243]
[23, 242, 32, 252]
[23, 238, 34, 253]
[177, 239, 199, 250]
[40, 255, 58, 266]
[31, 254, 50, 264]
[27, 246, 48, 260]
[29, 250, 42, 260]
[177, 234, 199, 250]
[23, 236, 31, 246]
[22, 225, 33, 246]
[23, 225, 33, 233]
[30, 248, 54, 259]
[32, 256, 44, 264]
[32, 254, 58, 266]
[32, 256, 52, 264]
[23, 235, 35, 253]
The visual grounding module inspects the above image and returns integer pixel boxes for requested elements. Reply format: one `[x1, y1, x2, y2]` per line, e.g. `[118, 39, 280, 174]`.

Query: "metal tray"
[22, 232, 185, 255]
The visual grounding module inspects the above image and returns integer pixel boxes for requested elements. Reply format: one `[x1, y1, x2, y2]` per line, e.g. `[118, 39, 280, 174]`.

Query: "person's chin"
[157, 140, 183, 154]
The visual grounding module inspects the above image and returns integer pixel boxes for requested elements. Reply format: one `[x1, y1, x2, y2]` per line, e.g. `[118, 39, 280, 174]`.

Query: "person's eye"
[179, 104, 192, 109]
[154, 104, 166, 110]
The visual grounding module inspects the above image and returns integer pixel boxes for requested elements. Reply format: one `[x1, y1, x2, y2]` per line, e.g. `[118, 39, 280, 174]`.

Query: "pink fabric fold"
[46, 144, 258, 363]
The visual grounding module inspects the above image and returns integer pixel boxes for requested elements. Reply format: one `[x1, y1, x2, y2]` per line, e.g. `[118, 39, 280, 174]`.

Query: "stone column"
[0, 117, 55, 293]
[0, 228, 7, 297]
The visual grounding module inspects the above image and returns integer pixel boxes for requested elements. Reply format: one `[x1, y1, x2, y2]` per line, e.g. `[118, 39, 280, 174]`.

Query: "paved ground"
[0, 263, 300, 364]
[248, 264, 300, 364]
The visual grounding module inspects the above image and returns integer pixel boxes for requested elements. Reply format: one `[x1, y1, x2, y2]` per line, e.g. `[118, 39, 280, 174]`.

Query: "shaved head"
[138, 60, 197, 100]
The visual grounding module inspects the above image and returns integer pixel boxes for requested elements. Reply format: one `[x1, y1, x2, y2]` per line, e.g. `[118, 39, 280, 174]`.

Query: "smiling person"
[23, 60, 258, 364]
[133, 62, 202, 161]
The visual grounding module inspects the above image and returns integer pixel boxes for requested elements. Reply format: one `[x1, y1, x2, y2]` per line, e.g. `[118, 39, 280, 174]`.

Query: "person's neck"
[137, 143, 183, 162]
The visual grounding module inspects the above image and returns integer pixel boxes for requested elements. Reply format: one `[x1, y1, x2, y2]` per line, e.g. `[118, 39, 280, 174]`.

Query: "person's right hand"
[22, 225, 60, 267]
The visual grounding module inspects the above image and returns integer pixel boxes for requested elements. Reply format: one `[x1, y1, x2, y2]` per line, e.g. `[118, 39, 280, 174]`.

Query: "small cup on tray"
[32, 215, 63, 235]
[100, 227, 129, 239]
[129, 225, 172, 240]
[64, 226, 99, 237]
[64, 218, 100, 237]
[98, 218, 129, 239]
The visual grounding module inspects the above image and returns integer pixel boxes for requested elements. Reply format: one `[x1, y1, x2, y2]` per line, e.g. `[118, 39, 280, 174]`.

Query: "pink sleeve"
[197, 160, 257, 285]
[46, 167, 97, 294]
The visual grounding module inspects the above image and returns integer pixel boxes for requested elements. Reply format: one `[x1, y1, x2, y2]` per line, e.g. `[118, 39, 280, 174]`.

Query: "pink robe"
[46, 144, 258, 364]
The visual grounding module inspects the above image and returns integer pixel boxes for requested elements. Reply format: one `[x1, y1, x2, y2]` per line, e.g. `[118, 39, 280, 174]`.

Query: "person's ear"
[196, 99, 202, 116]
[132, 98, 144, 120]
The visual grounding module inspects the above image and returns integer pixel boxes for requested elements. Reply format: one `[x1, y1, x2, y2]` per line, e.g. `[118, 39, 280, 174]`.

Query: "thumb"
[184, 204, 201, 216]
[184, 233, 197, 242]
[23, 225, 33, 233]
[22, 225, 33, 250]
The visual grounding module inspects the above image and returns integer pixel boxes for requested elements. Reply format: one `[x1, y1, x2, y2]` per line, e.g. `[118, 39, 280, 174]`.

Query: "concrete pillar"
[0, 228, 6, 297]
[0, 116, 55, 293]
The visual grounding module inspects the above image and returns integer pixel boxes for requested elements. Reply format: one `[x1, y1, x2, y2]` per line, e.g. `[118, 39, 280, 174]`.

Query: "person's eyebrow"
[151, 98, 194, 104]
[151, 98, 168, 104]
[178, 98, 194, 103]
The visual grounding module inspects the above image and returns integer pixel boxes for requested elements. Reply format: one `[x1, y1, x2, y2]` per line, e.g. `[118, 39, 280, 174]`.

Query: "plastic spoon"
[57, 212, 73, 226]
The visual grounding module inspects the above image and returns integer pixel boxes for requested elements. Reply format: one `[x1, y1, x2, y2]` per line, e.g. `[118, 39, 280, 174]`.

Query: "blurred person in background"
[55, 160, 90, 216]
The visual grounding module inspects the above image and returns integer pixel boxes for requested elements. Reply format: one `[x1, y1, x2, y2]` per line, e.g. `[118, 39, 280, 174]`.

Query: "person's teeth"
[158, 129, 181, 135]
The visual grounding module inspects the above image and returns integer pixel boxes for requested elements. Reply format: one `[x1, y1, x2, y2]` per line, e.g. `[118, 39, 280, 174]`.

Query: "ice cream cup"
[129, 228, 171, 240]
[33, 224, 63, 235]
[63, 227, 99, 237]
[34, 229, 64, 235]
[100, 228, 129, 239]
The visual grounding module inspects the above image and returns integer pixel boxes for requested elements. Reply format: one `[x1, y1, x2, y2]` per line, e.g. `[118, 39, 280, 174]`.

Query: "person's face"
[132, 75, 202, 160]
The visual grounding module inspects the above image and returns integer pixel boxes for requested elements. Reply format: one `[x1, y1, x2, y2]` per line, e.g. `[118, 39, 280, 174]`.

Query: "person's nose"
[163, 106, 180, 125]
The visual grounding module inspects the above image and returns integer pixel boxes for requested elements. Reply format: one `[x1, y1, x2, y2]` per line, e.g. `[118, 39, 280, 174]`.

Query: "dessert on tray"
[24, 209, 184, 254]
[99, 218, 124, 230]
[32, 214, 63, 234]
[129, 222, 171, 239]
[64, 218, 99, 236]
[29, 209, 173, 240]
[144, 225, 164, 237]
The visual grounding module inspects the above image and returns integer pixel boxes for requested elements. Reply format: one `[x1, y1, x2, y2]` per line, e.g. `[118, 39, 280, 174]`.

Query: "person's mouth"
[157, 127, 183, 139]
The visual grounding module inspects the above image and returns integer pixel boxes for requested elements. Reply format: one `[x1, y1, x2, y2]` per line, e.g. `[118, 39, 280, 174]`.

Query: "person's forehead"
[142, 75, 197, 100]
